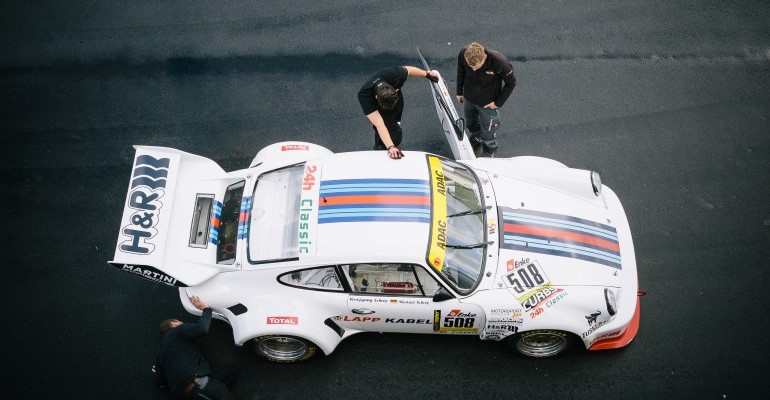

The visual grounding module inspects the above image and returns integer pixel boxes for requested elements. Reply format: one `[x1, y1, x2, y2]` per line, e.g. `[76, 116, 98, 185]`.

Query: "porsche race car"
[110, 140, 640, 361]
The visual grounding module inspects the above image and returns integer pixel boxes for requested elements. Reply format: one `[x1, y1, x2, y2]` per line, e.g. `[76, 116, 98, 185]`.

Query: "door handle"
[351, 308, 375, 315]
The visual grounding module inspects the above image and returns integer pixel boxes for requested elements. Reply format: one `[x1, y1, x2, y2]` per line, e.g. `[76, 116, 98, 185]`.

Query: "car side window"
[341, 263, 440, 297]
[278, 267, 344, 292]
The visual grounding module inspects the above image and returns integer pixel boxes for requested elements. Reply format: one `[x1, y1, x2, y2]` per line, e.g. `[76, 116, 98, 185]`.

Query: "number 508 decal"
[504, 261, 550, 294]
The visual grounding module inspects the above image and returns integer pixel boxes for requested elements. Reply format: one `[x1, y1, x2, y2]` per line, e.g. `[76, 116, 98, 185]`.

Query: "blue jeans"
[463, 102, 501, 157]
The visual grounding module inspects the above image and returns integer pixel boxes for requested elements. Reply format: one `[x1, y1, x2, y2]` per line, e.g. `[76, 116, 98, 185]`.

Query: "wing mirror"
[432, 287, 454, 302]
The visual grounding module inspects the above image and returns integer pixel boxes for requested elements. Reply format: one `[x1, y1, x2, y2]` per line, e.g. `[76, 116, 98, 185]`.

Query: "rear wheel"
[509, 330, 571, 358]
[250, 335, 318, 363]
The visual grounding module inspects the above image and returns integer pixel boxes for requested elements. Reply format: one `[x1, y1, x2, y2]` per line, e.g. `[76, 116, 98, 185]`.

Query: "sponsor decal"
[586, 310, 602, 326]
[385, 318, 431, 325]
[487, 317, 524, 325]
[112, 263, 186, 287]
[488, 218, 497, 236]
[486, 324, 519, 333]
[119, 155, 170, 255]
[503, 260, 549, 296]
[589, 329, 624, 346]
[267, 316, 298, 325]
[426, 156, 448, 271]
[545, 291, 568, 308]
[297, 163, 319, 255]
[334, 316, 381, 323]
[302, 164, 317, 191]
[499, 207, 622, 269]
[281, 144, 310, 151]
[298, 198, 314, 254]
[317, 178, 430, 224]
[489, 308, 523, 318]
[583, 319, 610, 338]
[433, 309, 479, 333]
[582, 307, 618, 339]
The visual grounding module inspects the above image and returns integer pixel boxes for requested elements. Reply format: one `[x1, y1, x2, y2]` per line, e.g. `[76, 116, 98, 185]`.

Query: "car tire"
[508, 330, 572, 358]
[250, 335, 318, 363]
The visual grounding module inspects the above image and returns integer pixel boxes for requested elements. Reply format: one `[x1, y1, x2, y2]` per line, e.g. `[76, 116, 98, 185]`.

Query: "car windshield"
[425, 156, 486, 294]
[248, 164, 305, 262]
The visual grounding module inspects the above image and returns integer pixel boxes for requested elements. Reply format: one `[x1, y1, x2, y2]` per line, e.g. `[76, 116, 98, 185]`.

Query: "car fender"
[230, 293, 349, 356]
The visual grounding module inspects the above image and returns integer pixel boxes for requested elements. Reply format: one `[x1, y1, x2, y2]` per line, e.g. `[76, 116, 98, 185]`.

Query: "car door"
[340, 263, 484, 335]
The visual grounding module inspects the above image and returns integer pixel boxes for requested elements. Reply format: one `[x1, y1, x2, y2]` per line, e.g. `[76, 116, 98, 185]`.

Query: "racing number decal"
[505, 263, 546, 294]
[433, 309, 478, 334]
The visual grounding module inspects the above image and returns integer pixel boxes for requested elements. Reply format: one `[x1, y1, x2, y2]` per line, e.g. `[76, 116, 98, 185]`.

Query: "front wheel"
[250, 335, 318, 363]
[508, 330, 571, 358]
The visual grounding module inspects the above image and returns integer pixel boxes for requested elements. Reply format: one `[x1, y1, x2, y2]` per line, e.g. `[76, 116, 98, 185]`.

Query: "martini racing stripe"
[319, 179, 430, 223]
[209, 200, 223, 245]
[500, 207, 622, 269]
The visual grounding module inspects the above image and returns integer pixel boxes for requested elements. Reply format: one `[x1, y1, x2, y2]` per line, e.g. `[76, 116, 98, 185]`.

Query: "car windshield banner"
[426, 155, 447, 271]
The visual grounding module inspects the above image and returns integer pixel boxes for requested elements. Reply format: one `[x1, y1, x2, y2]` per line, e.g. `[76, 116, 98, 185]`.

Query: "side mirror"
[432, 287, 454, 302]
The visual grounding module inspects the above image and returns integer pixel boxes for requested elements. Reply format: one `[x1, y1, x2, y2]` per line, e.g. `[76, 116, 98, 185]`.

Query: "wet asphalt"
[1, 1, 769, 398]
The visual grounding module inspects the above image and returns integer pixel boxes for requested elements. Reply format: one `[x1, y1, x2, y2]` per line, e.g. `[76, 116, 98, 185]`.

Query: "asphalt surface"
[2, 1, 769, 399]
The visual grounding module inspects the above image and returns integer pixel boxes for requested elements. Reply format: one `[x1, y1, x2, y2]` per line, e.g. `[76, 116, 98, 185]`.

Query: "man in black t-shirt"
[456, 42, 516, 157]
[358, 66, 438, 159]
[152, 295, 236, 399]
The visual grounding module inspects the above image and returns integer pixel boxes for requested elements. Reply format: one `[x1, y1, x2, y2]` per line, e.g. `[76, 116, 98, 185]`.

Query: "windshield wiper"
[445, 240, 494, 249]
[447, 206, 492, 218]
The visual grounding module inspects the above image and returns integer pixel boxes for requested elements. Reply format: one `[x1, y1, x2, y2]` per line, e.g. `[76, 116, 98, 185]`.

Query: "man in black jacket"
[358, 66, 439, 159]
[152, 295, 236, 399]
[456, 42, 517, 157]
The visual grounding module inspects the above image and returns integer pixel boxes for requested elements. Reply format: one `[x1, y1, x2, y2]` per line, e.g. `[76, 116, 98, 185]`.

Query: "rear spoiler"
[108, 146, 236, 287]
[417, 47, 476, 161]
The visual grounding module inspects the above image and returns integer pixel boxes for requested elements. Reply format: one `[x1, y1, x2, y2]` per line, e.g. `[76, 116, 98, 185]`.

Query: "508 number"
[444, 317, 475, 328]
[505, 263, 546, 294]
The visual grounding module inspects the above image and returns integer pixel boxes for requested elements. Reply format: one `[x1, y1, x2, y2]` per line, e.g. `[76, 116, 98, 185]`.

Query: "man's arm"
[493, 59, 517, 107]
[403, 66, 438, 81]
[366, 111, 403, 159]
[178, 295, 212, 339]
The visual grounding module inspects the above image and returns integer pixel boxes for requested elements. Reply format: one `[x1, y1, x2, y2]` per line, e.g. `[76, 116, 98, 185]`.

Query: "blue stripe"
[321, 187, 429, 195]
[502, 241, 621, 269]
[320, 204, 429, 210]
[502, 207, 616, 231]
[319, 208, 431, 216]
[320, 182, 429, 190]
[321, 178, 429, 186]
[318, 216, 431, 224]
[503, 213, 618, 242]
[320, 190, 429, 197]
[504, 234, 621, 263]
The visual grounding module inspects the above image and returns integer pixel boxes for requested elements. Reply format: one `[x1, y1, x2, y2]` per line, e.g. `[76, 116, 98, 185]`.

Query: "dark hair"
[375, 82, 399, 111]
[159, 319, 177, 335]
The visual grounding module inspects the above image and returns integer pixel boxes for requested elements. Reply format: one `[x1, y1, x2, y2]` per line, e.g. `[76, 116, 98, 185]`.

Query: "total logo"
[281, 144, 309, 151]
[266, 316, 298, 325]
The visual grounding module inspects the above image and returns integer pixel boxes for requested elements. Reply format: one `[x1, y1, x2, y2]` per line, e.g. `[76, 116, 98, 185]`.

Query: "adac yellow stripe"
[427, 156, 447, 271]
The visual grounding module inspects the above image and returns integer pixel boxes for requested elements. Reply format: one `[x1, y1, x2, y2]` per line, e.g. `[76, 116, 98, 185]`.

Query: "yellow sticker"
[427, 156, 447, 271]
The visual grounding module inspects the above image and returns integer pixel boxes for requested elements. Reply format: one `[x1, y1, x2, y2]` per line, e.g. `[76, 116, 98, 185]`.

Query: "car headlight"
[604, 288, 619, 316]
[590, 171, 602, 196]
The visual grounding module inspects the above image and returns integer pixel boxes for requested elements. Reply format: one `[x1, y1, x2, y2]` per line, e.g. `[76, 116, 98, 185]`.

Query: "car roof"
[309, 151, 433, 261]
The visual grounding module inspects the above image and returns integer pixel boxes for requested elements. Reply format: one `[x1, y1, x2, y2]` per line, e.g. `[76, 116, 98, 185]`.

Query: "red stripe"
[504, 223, 620, 253]
[320, 194, 430, 206]
[210, 216, 221, 228]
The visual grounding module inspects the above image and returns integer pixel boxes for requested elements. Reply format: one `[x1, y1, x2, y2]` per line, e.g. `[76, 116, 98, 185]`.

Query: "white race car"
[110, 140, 640, 361]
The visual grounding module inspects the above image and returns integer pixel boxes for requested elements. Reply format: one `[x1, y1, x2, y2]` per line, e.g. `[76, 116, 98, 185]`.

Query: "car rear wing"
[108, 146, 238, 287]
[417, 48, 476, 161]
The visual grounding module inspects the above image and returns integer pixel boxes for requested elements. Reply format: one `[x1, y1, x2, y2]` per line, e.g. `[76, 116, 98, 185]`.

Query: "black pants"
[464, 102, 501, 157]
[187, 369, 237, 400]
[372, 121, 403, 150]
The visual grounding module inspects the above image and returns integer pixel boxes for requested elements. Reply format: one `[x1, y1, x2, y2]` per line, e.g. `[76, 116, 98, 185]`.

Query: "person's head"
[464, 42, 487, 71]
[159, 319, 183, 335]
[375, 82, 399, 111]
